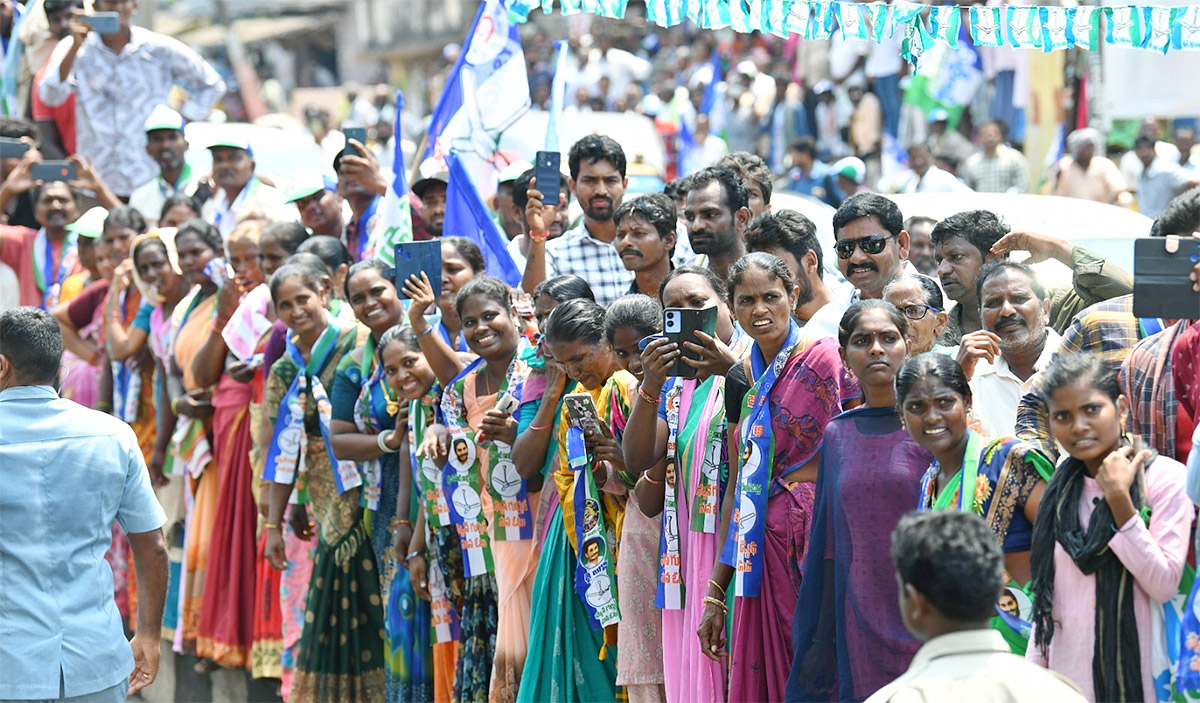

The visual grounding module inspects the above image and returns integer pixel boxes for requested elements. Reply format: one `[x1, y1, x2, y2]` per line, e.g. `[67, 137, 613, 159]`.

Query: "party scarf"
[410, 390, 451, 528]
[656, 377, 725, 610]
[567, 425, 622, 629]
[725, 321, 802, 598]
[32, 228, 78, 309]
[426, 526, 461, 644]
[918, 430, 984, 513]
[354, 336, 398, 511]
[262, 321, 359, 495]
[163, 417, 212, 478]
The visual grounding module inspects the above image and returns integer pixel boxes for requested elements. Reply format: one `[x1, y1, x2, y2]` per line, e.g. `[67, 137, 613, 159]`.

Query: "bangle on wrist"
[405, 550, 422, 562]
[637, 385, 661, 405]
[377, 431, 400, 453]
[264, 523, 281, 530]
[641, 472, 664, 486]
[414, 326, 433, 339]
[708, 578, 727, 598]
[529, 231, 549, 242]
[529, 420, 551, 432]
[703, 595, 729, 613]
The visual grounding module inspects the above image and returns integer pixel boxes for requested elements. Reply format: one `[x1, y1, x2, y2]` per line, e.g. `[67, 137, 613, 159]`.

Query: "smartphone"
[31, 161, 76, 183]
[1132, 236, 1200, 319]
[663, 306, 718, 379]
[393, 240, 442, 300]
[0, 137, 29, 159]
[495, 392, 519, 416]
[534, 150, 562, 208]
[343, 127, 367, 157]
[82, 12, 121, 34]
[563, 392, 602, 434]
[204, 258, 229, 287]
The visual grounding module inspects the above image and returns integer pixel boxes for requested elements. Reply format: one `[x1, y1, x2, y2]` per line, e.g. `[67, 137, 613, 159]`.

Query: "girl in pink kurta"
[1027, 353, 1192, 702]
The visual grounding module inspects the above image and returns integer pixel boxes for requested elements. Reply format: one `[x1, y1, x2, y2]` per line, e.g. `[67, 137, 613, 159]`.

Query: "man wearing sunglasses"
[930, 209, 1131, 346]
[831, 193, 917, 301]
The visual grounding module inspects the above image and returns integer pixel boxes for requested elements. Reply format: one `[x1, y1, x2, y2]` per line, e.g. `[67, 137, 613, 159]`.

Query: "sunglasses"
[900, 304, 943, 320]
[834, 234, 897, 259]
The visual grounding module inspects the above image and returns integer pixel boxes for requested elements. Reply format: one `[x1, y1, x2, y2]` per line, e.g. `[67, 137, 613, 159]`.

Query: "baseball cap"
[144, 105, 185, 133]
[498, 160, 534, 186]
[832, 157, 866, 185]
[68, 206, 109, 240]
[412, 171, 450, 199]
[207, 136, 254, 157]
[928, 108, 950, 124]
[286, 170, 339, 204]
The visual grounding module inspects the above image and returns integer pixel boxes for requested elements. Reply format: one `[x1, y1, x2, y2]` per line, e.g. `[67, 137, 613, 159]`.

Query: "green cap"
[207, 137, 254, 156]
[67, 206, 108, 240]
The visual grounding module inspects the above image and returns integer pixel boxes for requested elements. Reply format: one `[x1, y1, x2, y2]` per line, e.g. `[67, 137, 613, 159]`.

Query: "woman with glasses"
[883, 274, 948, 355]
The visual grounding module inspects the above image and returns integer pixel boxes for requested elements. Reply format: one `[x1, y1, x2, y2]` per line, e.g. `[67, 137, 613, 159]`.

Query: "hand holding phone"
[393, 241, 442, 300]
[564, 392, 602, 434]
[343, 127, 367, 157]
[1133, 235, 1200, 318]
[31, 161, 76, 183]
[81, 12, 121, 35]
[534, 151, 562, 209]
[663, 306, 718, 379]
[0, 137, 29, 160]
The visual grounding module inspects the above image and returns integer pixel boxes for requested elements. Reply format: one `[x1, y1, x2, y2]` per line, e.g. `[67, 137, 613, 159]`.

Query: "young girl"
[404, 237, 487, 355]
[698, 254, 857, 702]
[603, 293, 666, 703]
[261, 262, 384, 701]
[1028, 353, 1191, 702]
[789, 300, 931, 702]
[418, 276, 534, 703]
[897, 351, 1051, 653]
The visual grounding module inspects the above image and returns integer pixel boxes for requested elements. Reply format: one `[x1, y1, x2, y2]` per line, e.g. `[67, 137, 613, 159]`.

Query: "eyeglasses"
[834, 234, 897, 260]
[901, 304, 943, 320]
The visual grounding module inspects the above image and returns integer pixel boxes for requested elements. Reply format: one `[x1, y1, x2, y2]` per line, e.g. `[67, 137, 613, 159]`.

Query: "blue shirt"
[0, 385, 166, 699]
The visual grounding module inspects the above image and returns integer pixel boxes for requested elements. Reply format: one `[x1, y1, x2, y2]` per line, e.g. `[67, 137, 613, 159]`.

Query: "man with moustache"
[0, 180, 82, 308]
[286, 172, 346, 241]
[412, 170, 448, 239]
[524, 135, 630, 307]
[831, 192, 916, 302]
[683, 166, 751, 281]
[200, 137, 288, 240]
[613, 193, 676, 298]
[931, 209, 1131, 345]
[904, 215, 938, 276]
[745, 208, 846, 342]
[960, 261, 1061, 438]
[128, 106, 200, 226]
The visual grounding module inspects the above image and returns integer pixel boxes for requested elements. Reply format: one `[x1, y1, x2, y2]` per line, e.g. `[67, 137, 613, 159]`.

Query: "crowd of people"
[2, 3, 1200, 703]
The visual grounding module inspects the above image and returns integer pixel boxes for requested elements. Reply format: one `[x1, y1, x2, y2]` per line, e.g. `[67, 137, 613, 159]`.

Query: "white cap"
[144, 104, 185, 133]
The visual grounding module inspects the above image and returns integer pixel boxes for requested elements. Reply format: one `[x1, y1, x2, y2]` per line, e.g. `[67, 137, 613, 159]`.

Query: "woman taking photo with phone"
[696, 253, 858, 703]
[519, 298, 638, 703]
[1028, 353, 1191, 703]
[416, 276, 534, 703]
[622, 266, 739, 703]
[788, 300, 931, 702]
[261, 260, 384, 701]
[329, 259, 432, 702]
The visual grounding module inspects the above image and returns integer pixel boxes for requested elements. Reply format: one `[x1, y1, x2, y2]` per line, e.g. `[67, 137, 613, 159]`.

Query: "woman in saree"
[696, 253, 859, 703]
[413, 276, 535, 703]
[897, 352, 1052, 654]
[380, 325, 455, 703]
[167, 218, 227, 653]
[604, 293, 668, 703]
[329, 260, 432, 702]
[262, 261, 385, 702]
[622, 265, 742, 703]
[518, 298, 638, 703]
[787, 300, 932, 702]
[1027, 353, 1191, 702]
[190, 218, 267, 670]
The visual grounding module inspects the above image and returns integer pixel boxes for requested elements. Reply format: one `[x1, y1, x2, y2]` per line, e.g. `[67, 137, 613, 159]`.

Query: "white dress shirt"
[201, 177, 293, 241]
[39, 28, 226, 196]
[969, 328, 1062, 439]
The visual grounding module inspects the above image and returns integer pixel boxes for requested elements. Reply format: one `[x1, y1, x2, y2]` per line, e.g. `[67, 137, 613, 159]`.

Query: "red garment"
[1171, 321, 1200, 459]
[66, 279, 110, 328]
[32, 63, 77, 155]
[195, 376, 260, 668]
[0, 225, 78, 307]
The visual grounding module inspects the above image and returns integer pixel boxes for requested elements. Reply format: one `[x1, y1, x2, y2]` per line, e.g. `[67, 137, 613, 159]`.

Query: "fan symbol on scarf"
[451, 484, 482, 520]
[422, 457, 441, 485]
[490, 459, 522, 498]
[664, 511, 680, 553]
[703, 440, 721, 481]
[585, 574, 614, 608]
[738, 494, 758, 534]
[428, 562, 446, 595]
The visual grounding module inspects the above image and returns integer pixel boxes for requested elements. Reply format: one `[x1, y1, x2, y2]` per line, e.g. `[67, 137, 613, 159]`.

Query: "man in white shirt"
[38, 0, 225, 197]
[199, 137, 289, 241]
[127, 105, 200, 226]
[960, 261, 1062, 438]
[900, 144, 971, 194]
[867, 511, 1084, 703]
[745, 208, 847, 342]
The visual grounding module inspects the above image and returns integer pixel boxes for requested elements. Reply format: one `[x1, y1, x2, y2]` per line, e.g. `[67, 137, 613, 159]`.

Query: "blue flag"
[546, 40, 569, 153]
[444, 150, 522, 287]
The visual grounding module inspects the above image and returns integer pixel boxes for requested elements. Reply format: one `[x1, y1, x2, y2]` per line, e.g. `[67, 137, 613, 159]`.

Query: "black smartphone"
[81, 12, 121, 34]
[663, 306, 718, 379]
[1132, 236, 1200, 319]
[343, 127, 367, 157]
[393, 240, 443, 300]
[534, 150, 561, 208]
[31, 161, 76, 183]
[0, 137, 29, 159]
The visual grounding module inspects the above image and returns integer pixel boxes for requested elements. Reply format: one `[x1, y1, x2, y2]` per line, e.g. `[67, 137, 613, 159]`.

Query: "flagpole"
[410, 132, 429, 186]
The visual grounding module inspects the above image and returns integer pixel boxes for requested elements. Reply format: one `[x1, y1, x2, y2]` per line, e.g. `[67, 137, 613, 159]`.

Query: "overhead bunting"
[508, 1, 1200, 63]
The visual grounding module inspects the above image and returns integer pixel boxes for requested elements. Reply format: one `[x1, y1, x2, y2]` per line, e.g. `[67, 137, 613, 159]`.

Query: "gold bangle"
[637, 385, 660, 405]
[264, 523, 281, 530]
[708, 579, 727, 598]
[703, 595, 729, 613]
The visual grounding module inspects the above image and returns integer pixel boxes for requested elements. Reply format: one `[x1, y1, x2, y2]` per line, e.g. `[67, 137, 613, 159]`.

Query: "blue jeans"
[872, 73, 902, 138]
